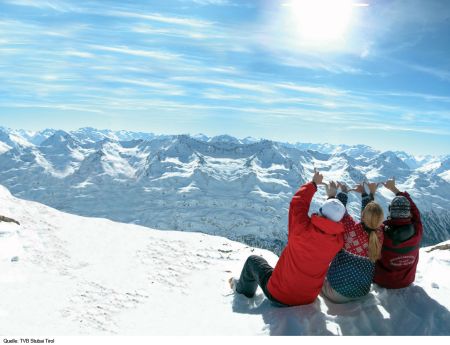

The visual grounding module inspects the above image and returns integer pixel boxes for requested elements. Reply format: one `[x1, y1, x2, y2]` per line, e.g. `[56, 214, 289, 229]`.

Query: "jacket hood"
[311, 214, 344, 235]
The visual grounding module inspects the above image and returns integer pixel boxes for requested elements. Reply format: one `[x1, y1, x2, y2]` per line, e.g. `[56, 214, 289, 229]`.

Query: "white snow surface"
[0, 141, 11, 155]
[1, 185, 449, 336]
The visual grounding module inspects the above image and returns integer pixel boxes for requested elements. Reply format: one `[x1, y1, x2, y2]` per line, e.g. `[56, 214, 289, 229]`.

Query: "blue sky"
[0, 0, 449, 155]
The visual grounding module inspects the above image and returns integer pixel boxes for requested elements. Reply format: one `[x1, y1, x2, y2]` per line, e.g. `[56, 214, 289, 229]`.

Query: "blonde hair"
[362, 202, 384, 262]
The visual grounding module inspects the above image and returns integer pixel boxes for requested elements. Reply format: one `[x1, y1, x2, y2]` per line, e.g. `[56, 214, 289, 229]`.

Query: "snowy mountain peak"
[41, 130, 79, 146]
[241, 136, 261, 144]
[191, 133, 209, 141]
[208, 134, 242, 145]
[28, 128, 58, 145]
[70, 127, 118, 144]
[0, 127, 34, 150]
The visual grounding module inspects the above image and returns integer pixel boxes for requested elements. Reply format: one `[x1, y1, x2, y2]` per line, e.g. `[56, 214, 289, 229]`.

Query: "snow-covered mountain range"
[1, 184, 449, 335]
[0, 126, 449, 253]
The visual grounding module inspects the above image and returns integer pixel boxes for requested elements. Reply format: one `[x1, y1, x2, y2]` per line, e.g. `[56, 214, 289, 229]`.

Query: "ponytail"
[362, 202, 384, 263]
[368, 230, 382, 263]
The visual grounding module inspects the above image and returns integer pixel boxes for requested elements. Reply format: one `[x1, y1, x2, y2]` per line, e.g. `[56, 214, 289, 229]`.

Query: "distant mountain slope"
[0, 185, 449, 335]
[0, 127, 449, 253]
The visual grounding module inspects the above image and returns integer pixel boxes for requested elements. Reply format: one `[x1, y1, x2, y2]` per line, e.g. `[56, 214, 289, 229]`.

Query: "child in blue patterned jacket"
[321, 181, 384, 303]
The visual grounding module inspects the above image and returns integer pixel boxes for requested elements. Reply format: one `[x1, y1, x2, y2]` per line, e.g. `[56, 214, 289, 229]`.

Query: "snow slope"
[1, 185, 449, 336]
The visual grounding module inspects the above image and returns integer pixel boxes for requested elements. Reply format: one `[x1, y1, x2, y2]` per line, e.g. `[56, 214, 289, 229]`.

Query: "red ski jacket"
[374, 192, 423, 289]
[267, 182, 344, 306]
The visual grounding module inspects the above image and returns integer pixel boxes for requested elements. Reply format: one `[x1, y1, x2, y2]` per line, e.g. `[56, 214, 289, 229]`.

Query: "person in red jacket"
[374, 178, 423, 288]
[229, 169, 345, 306]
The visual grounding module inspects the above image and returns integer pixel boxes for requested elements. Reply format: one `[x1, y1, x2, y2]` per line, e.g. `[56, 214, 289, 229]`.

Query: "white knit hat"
[319, 199, 346, 222]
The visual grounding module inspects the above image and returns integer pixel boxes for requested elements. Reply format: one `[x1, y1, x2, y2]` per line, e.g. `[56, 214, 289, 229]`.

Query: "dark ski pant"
[236, 255, 288, 307]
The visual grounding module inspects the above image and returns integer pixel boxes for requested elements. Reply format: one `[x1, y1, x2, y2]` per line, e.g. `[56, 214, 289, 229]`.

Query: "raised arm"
[336, 182, 349, 207]
[398, 191, 421, 224]
[361, 192, 374, 211]
[335, 182, 357, 228]
[288, 170, 321, 237]
[383, 178, 421, 225]
[362, 182, 378, 213]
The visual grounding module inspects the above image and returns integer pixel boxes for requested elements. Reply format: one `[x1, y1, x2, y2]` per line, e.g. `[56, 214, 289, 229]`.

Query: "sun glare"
[284, 0, 355, 45]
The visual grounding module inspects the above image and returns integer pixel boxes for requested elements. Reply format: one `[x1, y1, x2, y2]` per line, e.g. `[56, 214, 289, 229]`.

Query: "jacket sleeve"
[361, 192, 374, 215]
[288, 182, 317, 237]
[341, 213, 358, 233]
[397, 191, 422, 230]
[336, 192, 348, 207]
[335, 192, 359, 232]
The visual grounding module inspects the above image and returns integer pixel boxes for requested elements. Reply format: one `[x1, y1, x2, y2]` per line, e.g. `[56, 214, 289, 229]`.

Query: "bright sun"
[284, 0, 356, 45]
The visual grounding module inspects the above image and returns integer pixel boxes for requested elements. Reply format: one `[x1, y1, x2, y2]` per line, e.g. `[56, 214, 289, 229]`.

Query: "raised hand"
[337, 181, 349, 193]
[325, 181, 338, 198]
[312, 168, 324, 185]
[350, 182, 365, 194]
[383, 178, 400, 194]
[367, 182, 379, 195]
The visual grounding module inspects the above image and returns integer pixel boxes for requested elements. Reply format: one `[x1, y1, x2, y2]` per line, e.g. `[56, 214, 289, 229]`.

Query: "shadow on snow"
[231, 285, 450, 335]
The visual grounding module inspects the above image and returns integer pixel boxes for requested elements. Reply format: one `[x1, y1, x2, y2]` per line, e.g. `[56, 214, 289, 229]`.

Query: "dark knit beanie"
[389, 196, 411, 219]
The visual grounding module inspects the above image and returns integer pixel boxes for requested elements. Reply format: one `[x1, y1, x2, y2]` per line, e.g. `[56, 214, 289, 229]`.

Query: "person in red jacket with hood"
[229, 169, 345, 306]
[374, 178, 423, 288]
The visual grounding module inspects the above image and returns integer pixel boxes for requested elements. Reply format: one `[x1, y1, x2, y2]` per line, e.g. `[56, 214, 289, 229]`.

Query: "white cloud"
[4, 0, 76, 12]
[367, 90, 450, 103]
[99, 76, 186, 96]
[172, 76, 276, 94]
[64, 50, 94, 59]
[129, 24, 223, 40]
[89, 45, 181, 61]
[345, 124, 449, 136]
[3, 102, 104, 114]
[275, 83, 346, 97]
[104, 10, 213, 28]
[406, 63, 450, 81]
[278, 55, 366, 74]
[191, 0, 230, 5]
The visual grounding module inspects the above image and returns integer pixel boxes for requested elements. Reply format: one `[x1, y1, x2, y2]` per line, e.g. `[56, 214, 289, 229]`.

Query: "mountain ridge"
[0, 127, 448, 254]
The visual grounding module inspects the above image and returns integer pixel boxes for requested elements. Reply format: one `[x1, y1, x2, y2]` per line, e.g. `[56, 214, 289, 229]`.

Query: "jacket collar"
[311, 214, 344, 235]
[384, 217, 412, 227]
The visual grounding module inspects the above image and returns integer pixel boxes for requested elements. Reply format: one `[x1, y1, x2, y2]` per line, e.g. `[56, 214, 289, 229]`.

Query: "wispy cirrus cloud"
[88, 45, 182, 61]
[180, 0, 250, 7]
[190, 0, 231, 5]
[103, 10, 213, 28]
[406, 63, 450, 81]
[130, 24, 224, 40]
[345, 124, 450, 136]
[3, 102, 104, 114]
[98, 76, 186, 96]
[172, 76, 277, 94]
[275, 83, 346, 97]
[357, 90, 450, 103]
[63, 50, 94, 59]
[4, 0, 77, 12]
[276, 55, 367, 75]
